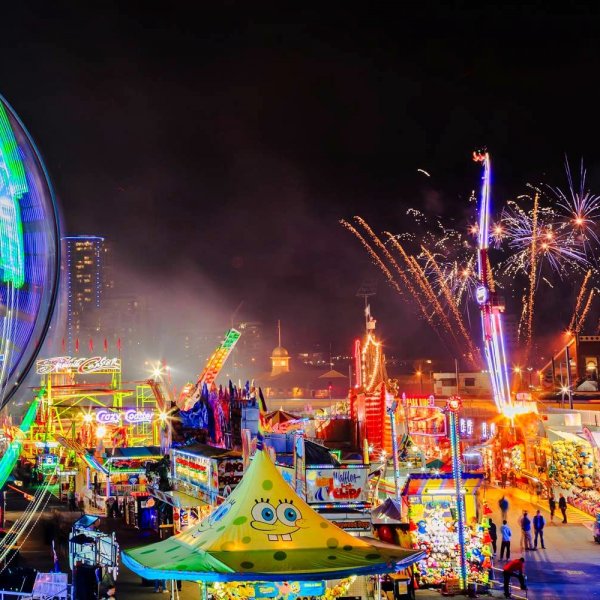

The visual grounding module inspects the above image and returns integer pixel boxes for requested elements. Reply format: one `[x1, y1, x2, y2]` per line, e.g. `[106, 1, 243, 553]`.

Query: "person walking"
[548, 495, 556, 523]
[519, 511, 532, 551]
[500, 520, 512, 560]
[499, 495, 509, 521]
[503, 557, 527, 598]
[489, 518, 498, 555]
[558, 494, 568, 523]
[533, 509, 546, 549]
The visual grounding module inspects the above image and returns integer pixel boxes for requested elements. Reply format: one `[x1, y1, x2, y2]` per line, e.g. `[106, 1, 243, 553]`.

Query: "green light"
[0, 102, 26, 289]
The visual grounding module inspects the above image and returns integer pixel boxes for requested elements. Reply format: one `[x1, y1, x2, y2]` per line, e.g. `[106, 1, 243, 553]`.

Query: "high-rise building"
[63, 235, 108, 351]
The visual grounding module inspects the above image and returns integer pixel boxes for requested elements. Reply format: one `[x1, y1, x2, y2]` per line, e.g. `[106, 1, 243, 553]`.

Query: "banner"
[305, 466, 368, 503]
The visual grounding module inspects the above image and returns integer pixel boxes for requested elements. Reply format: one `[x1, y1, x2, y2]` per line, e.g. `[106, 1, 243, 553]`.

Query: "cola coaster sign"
[36, 356, 122, 375]
[96, 409, 154, 425]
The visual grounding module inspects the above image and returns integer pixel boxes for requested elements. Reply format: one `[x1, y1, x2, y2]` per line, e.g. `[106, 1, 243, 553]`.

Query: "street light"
[526, 367, 533, 389]
[513, 366, 522, 391]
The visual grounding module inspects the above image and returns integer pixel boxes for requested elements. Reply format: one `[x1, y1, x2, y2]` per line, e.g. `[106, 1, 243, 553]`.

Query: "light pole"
[526, 367, 533, 389]
[446, 396, 468, 591]
[416, 370, 423, 394]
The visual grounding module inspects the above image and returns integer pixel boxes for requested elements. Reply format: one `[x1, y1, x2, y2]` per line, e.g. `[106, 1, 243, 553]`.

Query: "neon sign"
[95, 409, 153, 425]
[36, 356, 121, 375]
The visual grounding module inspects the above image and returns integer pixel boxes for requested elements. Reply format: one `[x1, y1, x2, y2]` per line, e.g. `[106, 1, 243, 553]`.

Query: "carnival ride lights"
[0, 96, 60, 409]
[361, 334, 382, 393]
[474, 151, 513, 415]
[181, 328, 241, 409]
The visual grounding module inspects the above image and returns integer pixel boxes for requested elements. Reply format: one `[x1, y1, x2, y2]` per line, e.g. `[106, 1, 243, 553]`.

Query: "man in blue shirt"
[519, 510, 532, 551]
[500, 520, 512, 560]
[533, 509, 546, 549]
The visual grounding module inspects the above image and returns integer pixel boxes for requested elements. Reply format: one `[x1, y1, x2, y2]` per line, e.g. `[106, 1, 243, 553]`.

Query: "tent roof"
[371, 498, 402, 524]
[318, 370, 348, 379]
[265, 410, 299, 425]
[123, 450, 423, 582]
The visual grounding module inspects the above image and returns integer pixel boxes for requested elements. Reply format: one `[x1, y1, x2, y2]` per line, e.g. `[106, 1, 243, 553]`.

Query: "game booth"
[400, 473, 492, 590]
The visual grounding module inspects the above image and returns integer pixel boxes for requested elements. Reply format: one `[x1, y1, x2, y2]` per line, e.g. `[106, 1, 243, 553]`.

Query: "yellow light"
[83, 413, 93, 423]
[152, 368, 162, 379]
[513, 366, 521, 373]
[95, 425, 106, 438]
[158, 411, 168, 423]
[575, 217, 584, 225]
[416, 370, 422, 376]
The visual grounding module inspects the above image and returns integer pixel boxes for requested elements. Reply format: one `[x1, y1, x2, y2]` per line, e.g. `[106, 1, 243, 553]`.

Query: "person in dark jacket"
[488, 518, 498, 555]
[548, 495, 556, 523]
[499, 496, 509, 521]
[558, 494, 568, 523]
[533, 510, 546, 549]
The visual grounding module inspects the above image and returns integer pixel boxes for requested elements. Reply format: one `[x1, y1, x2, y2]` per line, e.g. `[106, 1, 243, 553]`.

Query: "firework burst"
[548, 158, 600, 254]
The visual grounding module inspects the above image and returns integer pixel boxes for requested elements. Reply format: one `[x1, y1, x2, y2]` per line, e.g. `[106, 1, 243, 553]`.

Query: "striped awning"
[401, 473, 483, 497]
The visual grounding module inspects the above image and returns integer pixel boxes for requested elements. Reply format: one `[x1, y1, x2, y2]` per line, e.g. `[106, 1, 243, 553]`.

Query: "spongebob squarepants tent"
[122, 449, 424, 582]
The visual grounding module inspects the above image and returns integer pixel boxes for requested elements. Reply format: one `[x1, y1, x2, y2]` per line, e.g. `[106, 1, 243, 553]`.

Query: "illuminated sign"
[252, 581, 326, 599]
[305, 466, 368, 503]
[475, 285, 489, 305]
[36, 356, 122, 375]
[95, 409, 154, 425]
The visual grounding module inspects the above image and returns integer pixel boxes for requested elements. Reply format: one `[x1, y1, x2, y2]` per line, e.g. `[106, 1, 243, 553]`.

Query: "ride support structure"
[474, 151, 513, 415]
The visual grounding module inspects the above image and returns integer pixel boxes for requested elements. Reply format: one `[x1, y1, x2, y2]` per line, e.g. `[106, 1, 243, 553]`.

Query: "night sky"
[3, 3, 600, 362]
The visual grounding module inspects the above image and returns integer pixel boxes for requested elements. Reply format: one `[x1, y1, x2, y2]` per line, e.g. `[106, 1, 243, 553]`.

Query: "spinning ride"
[0, 95, 60, 408]
[473, 151, 513, 414]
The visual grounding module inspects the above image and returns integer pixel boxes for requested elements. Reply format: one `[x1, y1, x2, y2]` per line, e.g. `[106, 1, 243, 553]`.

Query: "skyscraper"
[63, 235, 108, 351]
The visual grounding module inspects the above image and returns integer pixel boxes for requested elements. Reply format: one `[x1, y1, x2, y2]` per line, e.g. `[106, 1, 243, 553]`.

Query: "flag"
[61, 338, 65, 353]
[75, 338, 79, 353]
[89, 338, 94, 352]
[52, 540, 60, 572]
[117, 337, 122, 353]
[256, 387, 268, 449]
[104, 338, 108, 353]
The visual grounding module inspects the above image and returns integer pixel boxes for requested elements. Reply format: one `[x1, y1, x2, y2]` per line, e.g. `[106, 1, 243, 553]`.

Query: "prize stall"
[154, 444, 244, 534]
[547, 430, 595, 491]
[401, 473, 492, 588]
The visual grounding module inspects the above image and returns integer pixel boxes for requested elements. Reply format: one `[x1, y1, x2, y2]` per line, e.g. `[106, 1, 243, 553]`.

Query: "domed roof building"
[270, 323, 290, 376]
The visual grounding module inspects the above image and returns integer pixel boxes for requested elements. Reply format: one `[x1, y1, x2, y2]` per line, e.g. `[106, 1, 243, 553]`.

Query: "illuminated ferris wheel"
[0, 95, 60, 409]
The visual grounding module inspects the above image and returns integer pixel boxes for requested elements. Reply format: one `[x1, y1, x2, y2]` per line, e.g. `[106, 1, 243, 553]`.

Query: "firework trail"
[340, 220, 405, 298]
[568, 269, 593, 332]
[575, 288, 595, 334]
[382, 230, 462, 346]
[420, 245, 480, 363]
[525, 193, 540, 355]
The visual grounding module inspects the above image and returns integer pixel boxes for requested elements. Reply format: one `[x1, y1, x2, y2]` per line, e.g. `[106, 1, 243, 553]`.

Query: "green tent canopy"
[122, 450, 424, 582]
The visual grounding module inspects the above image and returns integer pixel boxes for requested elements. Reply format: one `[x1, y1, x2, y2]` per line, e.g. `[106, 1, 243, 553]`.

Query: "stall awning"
[401, 473, 483, 497]
[546, 429, 589, 444]
[149, 488, 209, 509]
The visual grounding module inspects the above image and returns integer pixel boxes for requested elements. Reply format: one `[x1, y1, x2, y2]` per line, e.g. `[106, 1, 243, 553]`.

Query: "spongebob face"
[250, 498, 304, 541]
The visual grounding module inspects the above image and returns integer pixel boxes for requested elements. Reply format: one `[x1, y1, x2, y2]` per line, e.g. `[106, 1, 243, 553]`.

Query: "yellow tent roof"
[123, 449, 423, 581]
